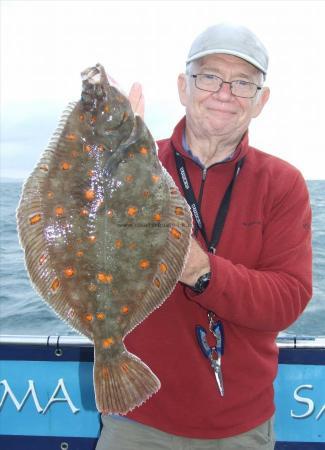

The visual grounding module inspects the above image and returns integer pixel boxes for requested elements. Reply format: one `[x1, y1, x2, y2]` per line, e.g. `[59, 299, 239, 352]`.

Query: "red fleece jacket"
[125, 117, 312, 438]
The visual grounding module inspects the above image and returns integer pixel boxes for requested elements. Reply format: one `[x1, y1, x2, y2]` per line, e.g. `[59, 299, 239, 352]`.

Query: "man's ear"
[252, 87, 270, 118]
[177, 73, 188, 107]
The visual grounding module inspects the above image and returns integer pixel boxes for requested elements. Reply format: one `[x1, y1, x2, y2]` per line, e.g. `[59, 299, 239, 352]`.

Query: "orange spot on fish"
[103, 337, 114, 348]
[97, 272, 113, 284]
[29, 213, 42, 225]
[88, 170, 95, 177]
[55, 206, 64, 217]
[88, 283, 97, 292]
[115, 239, 123, 249]
[139, 259, 150, 270]
[154, 278, 161, 288]
[152, 175, 160, 183]
[66, 133, 77, 141]
[175, 207, 184, 216]
[96, 312, 106, 320]
[121, 362, 129, 373]
[80, 208, 89, 217]
[76, 251, 84, 257]
[125, 175, 134, 183]
[104, 104, 110, 113]
[63, 267, 76, 278]
[170, 227, 182, 239]
[121, 306, 129, 314]
[102, 367, 110, 378]
[107, 209, 114, 218]
[128, 152, 135, 159]
[83, 144, 92, 153]
[50, 278, 60, 292]
[84, 190, 95, 201]
[153, 213, 161, 222]
[47, 191, 54, 199]
[61, 161, 71, 171]
[79, 113, 85, 122]
[85, 313, 93, 322]
[39, 164, 49, 172]
[127, 206, 138, 217]
[88, 235, 97, 243]
[39, 254, 47, 265]
[159, 263, 168, 273]
[139, 146, 148, 156]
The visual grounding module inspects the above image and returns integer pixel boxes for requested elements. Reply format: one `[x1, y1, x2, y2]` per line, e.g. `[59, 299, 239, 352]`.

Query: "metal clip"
[195, 316, 225, 397]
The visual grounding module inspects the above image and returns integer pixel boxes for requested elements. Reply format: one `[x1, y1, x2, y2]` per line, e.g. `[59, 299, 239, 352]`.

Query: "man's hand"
[180, 237, 211, 287]
[128, 82, 144, 119]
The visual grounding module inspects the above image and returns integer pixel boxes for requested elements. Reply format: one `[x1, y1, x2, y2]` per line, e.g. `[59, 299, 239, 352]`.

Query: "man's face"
[178, 53, 270, 140]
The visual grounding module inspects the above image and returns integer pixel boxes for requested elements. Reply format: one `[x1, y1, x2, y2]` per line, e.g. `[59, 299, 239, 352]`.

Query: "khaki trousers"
[96, 415, 275, 450]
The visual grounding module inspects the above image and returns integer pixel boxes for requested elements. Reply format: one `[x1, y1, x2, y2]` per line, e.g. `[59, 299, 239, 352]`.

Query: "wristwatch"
[192, 272, 211, 293]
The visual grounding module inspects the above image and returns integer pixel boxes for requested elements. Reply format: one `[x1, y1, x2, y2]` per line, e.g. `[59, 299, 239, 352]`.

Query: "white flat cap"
[186, 23, 269, 75]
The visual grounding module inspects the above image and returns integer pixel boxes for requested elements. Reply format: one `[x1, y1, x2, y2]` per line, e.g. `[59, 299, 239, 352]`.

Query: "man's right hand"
[128, 82, 144, 120]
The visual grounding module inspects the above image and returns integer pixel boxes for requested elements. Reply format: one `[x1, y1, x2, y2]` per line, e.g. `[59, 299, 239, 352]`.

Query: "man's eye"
[203, 74, 216, 80]
[235, 80, 250, 86]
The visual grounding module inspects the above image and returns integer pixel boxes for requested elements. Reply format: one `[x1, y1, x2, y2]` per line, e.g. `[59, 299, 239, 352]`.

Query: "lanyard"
[174, 149, 245, 254]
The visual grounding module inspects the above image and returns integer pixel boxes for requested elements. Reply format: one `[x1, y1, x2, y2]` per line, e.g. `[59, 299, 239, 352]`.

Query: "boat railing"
[1, 334, 325, 348]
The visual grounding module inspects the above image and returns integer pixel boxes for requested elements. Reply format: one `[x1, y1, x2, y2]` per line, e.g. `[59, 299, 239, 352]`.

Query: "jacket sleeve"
[185, 171, 313, 332]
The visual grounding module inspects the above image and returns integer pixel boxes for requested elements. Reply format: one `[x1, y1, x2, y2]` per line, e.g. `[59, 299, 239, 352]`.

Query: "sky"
[1, 0, 325, 179]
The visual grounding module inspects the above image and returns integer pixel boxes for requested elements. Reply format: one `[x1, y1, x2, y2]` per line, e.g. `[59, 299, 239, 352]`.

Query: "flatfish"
[16, 64, 192, 414]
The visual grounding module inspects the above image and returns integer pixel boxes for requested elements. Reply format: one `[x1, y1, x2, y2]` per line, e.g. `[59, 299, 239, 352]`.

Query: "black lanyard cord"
[174, 150, 245, 254]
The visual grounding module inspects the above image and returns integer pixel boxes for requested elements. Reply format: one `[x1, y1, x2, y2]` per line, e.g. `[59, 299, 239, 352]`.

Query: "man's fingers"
[129, 82, 145, 119]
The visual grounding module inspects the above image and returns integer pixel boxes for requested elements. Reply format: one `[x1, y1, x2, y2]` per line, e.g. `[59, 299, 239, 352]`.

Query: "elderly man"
[96, 23, 312, 450]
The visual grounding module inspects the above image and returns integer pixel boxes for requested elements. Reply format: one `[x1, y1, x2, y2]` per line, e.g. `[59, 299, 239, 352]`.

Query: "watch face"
[193, 272, 211, 293]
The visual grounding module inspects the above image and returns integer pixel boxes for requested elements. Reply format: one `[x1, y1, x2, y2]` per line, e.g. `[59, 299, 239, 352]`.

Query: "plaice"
[16, 63, 192, 414]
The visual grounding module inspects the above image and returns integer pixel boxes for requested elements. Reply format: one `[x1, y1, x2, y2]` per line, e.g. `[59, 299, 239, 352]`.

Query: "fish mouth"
[81, 64, 108, 86]
[81, 64, 108, 113]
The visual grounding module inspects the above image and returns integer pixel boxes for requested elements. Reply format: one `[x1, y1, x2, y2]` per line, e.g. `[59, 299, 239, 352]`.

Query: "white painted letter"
[291, 384, 315, 419]
[0, 379, 43, 412]
[42, 378, 79, 414]
[316, 403, 325, 421]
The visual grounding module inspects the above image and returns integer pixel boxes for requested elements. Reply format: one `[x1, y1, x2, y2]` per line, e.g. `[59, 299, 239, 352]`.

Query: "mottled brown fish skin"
[16, 64, 192, 414]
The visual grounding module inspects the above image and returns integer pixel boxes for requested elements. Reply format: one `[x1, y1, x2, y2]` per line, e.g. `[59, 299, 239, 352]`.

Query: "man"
[96, 23, 312, 450]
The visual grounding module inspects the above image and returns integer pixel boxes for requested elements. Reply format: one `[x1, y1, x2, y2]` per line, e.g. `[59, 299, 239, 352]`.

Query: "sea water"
[0, 180, 324, 336]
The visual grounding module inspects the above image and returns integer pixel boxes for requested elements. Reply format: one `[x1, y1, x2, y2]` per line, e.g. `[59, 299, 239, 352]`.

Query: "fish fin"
[16, 101, 92, 339]
[125, 168, 192, 334]
[94, 351, 160, 414]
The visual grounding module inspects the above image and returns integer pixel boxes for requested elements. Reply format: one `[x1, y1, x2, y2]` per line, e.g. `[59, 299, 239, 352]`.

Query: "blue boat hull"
[0, 336, 324, 449]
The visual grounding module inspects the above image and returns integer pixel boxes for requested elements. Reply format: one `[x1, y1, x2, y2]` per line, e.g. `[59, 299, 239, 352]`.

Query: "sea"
[0, 180, 324, 337]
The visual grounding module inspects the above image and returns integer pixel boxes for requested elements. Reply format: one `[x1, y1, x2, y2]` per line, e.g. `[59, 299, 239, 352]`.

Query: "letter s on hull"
[291, 384, 315, 419]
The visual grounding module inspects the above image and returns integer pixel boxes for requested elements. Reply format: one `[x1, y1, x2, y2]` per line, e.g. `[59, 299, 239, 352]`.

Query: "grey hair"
[185, 61, 195, 75]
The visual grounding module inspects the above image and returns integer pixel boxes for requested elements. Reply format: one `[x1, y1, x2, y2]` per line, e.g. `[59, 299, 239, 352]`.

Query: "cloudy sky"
[1, 0, 325, 179]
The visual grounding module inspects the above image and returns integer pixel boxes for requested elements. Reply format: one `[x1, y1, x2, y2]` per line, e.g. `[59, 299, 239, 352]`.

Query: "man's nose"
[213, 81, 232, 100]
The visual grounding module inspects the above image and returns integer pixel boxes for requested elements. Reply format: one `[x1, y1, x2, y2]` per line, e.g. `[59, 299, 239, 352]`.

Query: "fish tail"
[94, 352, 160, 415]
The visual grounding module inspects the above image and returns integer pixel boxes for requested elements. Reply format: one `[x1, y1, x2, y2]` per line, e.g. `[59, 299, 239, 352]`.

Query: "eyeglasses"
[191, 74, 262, 98]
